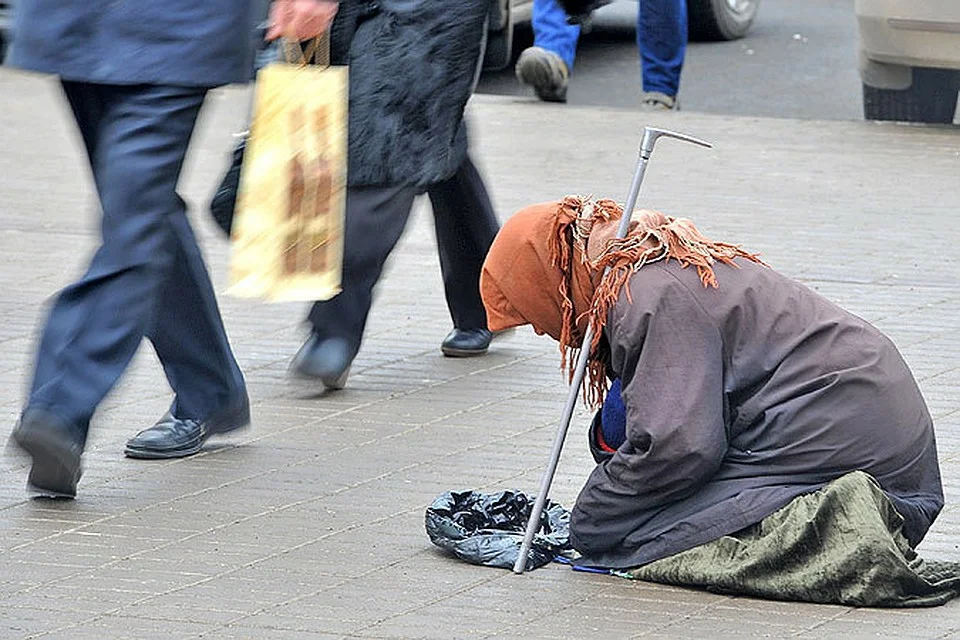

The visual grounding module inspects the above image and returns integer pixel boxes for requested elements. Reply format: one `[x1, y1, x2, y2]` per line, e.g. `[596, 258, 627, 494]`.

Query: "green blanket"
[617, 471, 960, 607]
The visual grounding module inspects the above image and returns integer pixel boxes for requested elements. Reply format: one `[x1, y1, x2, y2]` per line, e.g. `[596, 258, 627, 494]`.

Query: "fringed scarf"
[480, 195, 765, 407]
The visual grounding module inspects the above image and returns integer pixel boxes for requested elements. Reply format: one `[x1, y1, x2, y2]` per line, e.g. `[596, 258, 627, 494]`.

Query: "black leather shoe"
[124, 398, 250, 460]
[441, 328, 493, 357]
[289, 335, 353, 390]
[10, 409, 84, 499]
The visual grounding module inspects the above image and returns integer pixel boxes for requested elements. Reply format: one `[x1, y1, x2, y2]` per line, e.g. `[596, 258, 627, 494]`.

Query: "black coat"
[330, 0, 489, 187]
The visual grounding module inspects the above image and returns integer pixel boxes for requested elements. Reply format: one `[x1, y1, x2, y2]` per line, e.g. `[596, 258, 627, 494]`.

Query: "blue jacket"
[9, 0, 262, 87]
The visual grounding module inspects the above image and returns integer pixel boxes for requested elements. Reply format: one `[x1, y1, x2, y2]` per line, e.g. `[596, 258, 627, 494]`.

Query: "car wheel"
[483, 12, 514, 71]
[687, 0, 759, 42]
[862, 67, 959, 124]
[471, 21, 489, 93]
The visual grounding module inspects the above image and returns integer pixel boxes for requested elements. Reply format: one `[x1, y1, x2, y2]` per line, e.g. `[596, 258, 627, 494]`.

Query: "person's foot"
[639, 91, 679, 111]
[9, 409, 84, 499]
[289, 335, 354, 390]
[124, 398, 250, 460]
[515, 47, 570, 103]
[441, 328, 493, 357]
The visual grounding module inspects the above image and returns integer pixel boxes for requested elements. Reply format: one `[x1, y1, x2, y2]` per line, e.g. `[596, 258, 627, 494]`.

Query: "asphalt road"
[477, 0, 865, 122]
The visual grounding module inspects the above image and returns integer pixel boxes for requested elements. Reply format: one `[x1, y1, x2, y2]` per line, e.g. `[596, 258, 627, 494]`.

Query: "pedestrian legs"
[428, 155, 500, 332]
[14, 81, 247, 494]
[145, 209, 247, 422]
[298, 155, 501, 379]
[28, 82, 243, 432]
[306, 185, 420, 357]
[532, 0, 581, 71]
[637, 0, 688, 97]
[517, 0, 581, 102]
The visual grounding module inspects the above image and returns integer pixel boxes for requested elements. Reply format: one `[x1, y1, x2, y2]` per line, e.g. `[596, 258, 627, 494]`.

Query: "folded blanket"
[616, 471, 960, 607]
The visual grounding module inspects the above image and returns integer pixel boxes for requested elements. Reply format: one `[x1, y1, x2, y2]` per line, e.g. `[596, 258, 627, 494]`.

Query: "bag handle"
[283, 31, 331, 69]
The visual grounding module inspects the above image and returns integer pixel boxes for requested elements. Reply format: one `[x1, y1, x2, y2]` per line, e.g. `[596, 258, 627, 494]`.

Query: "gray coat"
[8, 0, 260, 87]
[571, 259, 944, 569]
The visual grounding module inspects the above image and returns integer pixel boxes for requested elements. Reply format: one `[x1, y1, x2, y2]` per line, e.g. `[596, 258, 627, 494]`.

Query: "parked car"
[856, 0, 960, 124]
[483, 0, 761, 70]
[688, 0, 760, 41]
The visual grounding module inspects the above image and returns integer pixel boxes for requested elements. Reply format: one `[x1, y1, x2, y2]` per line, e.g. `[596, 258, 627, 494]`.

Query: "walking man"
[7, 0, 334, 497]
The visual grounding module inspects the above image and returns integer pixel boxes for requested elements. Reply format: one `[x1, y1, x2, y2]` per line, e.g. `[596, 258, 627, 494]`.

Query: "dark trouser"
[307, 154, 500, 354]
[428, 155, 501, 330]
[26, 81, 246, 441]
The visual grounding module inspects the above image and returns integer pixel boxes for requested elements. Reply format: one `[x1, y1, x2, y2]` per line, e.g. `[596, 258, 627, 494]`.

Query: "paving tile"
[0, 76, 958, 639]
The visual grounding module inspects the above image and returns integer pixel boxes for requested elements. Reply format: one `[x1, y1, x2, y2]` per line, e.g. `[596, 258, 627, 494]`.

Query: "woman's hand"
[266, 0, 339, 41]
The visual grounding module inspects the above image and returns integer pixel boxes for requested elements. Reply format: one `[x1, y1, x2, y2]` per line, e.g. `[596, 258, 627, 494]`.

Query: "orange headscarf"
[480, 196, 764, 406]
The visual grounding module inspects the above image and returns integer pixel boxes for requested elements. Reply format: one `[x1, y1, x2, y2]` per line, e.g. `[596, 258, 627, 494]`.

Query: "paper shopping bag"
[229, 37, 347, 302]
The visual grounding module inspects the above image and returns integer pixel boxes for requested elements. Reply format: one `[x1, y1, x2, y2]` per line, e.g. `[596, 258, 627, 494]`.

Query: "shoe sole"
[12, 428, 81, 499]
[516, 50, 567, 103]
[440, 346, 490, 358]
[124, 441, 203, 460]
[321, 367, 350, 390]
[290, 363, 350, 391]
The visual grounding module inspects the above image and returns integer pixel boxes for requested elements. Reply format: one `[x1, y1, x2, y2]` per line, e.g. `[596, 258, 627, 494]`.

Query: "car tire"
[687, 0, 760, 42]
[862, 67, 959, 124]
[483, 17, 514, 71]
[471, 21, 489, 94]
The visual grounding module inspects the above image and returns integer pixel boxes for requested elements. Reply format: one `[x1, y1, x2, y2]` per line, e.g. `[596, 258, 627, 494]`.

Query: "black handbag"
[208, 134, 246, 237]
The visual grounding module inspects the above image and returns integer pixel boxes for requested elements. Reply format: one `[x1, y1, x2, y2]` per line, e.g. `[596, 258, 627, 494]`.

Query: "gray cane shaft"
[511, 153, 651, 575]
[511, 325, 596, 573]
[617, 156, 650, 237]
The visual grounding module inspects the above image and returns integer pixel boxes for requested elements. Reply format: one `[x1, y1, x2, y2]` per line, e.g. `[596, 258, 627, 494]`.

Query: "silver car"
[857, 0, 960, 123]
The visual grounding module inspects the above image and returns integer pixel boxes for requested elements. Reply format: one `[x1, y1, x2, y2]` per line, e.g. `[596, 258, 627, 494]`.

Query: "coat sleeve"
[570, 274, 728, 556]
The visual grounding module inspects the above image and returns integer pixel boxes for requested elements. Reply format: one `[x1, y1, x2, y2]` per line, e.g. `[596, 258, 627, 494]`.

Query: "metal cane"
[512, 127, 713, 575]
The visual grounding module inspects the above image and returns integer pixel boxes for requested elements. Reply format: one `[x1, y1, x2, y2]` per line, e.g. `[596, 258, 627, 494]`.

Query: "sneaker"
[639, 91, 679, 111]
[515, 47, 569, 103]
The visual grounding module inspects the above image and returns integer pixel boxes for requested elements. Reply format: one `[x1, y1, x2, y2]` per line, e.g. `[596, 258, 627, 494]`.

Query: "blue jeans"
[531, 0, 687, 96]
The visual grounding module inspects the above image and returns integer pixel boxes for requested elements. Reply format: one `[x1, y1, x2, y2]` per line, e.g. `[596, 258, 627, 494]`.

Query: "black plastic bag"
[425, 490, 570, 571]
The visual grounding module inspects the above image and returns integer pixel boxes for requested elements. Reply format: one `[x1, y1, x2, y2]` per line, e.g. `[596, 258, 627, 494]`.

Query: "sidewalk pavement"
[0, 70, 958, 639]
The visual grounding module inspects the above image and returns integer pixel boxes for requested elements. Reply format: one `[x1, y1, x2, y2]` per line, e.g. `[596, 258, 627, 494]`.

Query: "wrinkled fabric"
[425, 490, 571, 571]
[481, 197, 762, 406]
[480, 200, 597, 342]
[618, 472, 960, 608]
[570, 256, 942, 569]
[480, 197, 943, 573]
